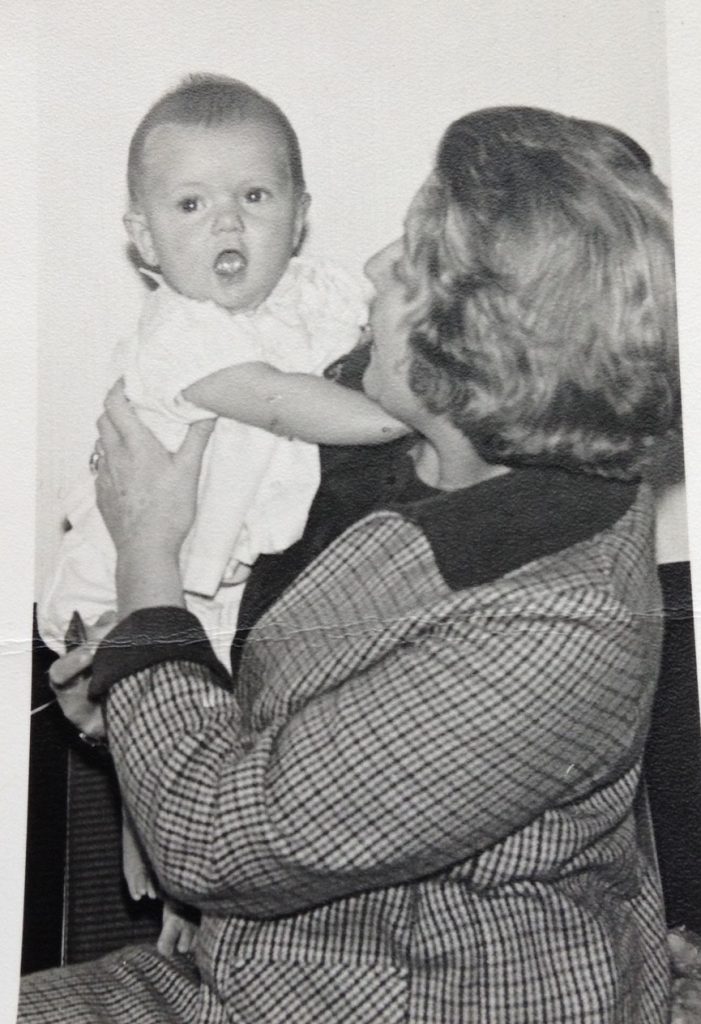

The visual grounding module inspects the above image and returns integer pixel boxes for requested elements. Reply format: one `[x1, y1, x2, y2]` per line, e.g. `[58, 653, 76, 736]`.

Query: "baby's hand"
[157, 900, 199, 957]
[122, 815, 157, 901]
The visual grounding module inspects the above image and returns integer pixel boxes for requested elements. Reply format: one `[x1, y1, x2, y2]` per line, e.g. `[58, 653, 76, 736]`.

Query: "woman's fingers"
[93, 383, 211, 564]
[95, 610, 118, 630]
[49, 644, 95, 689]
[102, 379, 151, 453]
[97, 409, 122, 455]
[49, 613, 116, 690]
[174, 418, 215, 471]
[103, 382, 135, 425]
[49, 673, 107, 739]
[99, 380, 131, 441]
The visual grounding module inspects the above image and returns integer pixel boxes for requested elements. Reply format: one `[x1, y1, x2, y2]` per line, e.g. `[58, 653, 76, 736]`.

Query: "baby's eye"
[177, 197, 201, 213]
[244, 188, 270, 204]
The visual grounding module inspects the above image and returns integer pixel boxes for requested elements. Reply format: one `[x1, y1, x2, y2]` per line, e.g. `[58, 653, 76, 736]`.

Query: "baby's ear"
[293, 192, 311, 253]
[123, 210, 158, 268]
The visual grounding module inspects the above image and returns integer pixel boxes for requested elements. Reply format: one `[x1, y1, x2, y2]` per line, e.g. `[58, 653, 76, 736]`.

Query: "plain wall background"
[35, 0, 675, 590]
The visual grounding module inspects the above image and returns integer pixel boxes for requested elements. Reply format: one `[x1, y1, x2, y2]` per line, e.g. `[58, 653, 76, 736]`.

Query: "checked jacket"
[19, 468, 670, 1023]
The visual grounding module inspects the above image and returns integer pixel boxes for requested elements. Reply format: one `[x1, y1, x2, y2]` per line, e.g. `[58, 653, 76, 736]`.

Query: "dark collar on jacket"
[397, 467, 639, 591]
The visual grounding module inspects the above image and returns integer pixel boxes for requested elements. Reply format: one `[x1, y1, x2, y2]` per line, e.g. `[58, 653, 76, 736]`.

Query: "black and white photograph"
[4, 0, 701, 1020]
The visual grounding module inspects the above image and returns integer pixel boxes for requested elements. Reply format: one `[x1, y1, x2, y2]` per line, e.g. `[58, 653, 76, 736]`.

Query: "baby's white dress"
[38, 257, 367, 666]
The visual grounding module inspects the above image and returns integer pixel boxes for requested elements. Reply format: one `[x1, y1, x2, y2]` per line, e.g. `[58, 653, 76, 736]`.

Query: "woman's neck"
[410, 421, 511, 491]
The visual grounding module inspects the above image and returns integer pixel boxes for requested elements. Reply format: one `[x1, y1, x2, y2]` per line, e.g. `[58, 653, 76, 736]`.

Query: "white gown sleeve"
[122, 283, 269, 448]
[36, 471, 117, 654]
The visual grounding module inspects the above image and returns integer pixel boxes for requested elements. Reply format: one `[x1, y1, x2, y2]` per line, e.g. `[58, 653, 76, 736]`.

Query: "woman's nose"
[364, 238, 402, 284]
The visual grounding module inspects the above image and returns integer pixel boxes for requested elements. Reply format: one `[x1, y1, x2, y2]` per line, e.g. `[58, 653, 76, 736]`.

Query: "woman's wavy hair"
[404, 107, 679, 479]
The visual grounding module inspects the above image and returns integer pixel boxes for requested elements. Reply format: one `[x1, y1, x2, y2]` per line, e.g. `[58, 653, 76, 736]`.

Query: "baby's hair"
[127, 73, 306, 204]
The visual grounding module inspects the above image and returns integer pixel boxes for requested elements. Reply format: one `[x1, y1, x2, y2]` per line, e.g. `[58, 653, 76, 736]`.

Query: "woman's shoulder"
[256, 468, 656, 648]
[466, 482, 660, 636]
[392, 468, 649, 593]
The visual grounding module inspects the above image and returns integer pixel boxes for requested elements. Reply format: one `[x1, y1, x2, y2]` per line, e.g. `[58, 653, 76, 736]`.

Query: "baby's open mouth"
[214, 249, 246, 278]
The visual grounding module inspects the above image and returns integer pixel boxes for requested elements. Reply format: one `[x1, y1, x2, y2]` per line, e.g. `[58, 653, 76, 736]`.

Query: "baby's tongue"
[214, 250, 246, 277]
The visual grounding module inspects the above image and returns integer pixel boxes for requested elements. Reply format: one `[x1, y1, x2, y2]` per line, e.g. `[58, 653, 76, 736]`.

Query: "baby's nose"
[213, 199, 244, 232]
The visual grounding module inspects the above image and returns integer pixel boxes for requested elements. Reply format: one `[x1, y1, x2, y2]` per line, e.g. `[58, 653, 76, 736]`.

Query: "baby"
[38, 73, 406, 956]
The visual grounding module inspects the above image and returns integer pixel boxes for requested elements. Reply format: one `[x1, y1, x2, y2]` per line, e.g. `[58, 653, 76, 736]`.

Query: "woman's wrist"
[115, 546, 185, 619]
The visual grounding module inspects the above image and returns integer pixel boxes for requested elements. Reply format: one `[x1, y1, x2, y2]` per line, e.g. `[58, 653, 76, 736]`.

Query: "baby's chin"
[174, 278, 259, 313]
[165, 261, 279, 312]
[209, 281, 264, 313]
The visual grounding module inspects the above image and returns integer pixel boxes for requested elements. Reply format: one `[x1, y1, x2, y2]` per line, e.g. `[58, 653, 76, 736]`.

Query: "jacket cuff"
[90, 606, 231, 698]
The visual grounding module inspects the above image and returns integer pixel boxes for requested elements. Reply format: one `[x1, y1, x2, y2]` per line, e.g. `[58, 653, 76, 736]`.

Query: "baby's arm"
[182, 363, 410, 445]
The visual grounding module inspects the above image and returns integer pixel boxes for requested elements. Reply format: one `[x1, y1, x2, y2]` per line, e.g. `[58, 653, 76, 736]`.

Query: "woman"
[20, 107, 678, 1023]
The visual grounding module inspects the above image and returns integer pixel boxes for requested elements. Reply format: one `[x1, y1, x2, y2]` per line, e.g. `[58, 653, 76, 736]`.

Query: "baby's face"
[126, 121, 307, 311]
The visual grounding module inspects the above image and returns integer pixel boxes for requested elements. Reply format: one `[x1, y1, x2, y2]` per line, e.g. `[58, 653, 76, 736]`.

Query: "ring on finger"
[88, 441, 105, 475]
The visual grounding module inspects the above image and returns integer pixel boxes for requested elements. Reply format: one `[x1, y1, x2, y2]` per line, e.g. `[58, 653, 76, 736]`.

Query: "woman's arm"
[49, 385, 214, 737]
[101, 554, 643, 919]
[182, 362, 410, 445]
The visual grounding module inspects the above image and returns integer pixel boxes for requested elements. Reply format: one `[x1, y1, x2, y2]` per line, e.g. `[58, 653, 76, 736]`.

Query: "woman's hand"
[48, 611, 117, 740]
[95, 381, 214, 617]
[95, 381, 213, 558]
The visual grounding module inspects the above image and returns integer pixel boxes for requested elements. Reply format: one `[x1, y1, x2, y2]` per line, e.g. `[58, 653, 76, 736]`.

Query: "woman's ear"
[123, 210, 158, 268]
